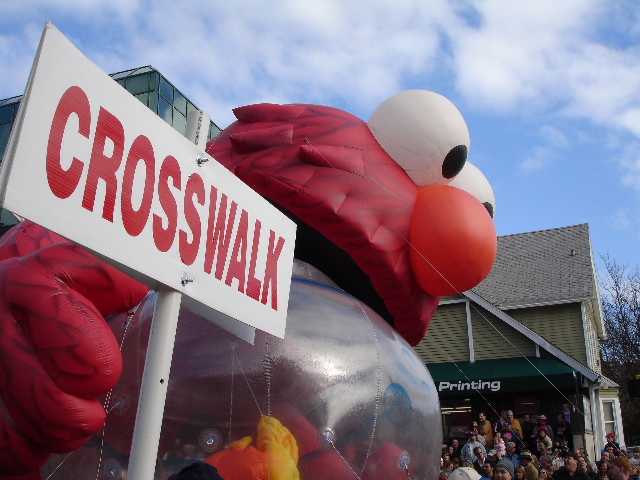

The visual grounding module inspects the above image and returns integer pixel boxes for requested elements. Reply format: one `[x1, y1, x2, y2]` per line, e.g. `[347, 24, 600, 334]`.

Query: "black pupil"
[483, 202, 494, 218]
[442, 144, 467, 179]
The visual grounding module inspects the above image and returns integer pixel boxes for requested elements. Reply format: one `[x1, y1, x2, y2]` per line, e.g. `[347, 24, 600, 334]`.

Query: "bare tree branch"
[600, 255, 640, 445]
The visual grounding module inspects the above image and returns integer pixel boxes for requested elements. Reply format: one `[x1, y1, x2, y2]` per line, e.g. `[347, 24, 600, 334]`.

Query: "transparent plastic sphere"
[41, 263, 442, 480]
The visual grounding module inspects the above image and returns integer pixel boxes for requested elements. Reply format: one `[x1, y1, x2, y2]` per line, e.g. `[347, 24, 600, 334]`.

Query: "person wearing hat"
[520, 451, 539, 480]
[551, 452, 590, 480]
[495, 459, 515, 480]
[461, 430, 487, 464]
[449, 466, 483, 480]
[605, 433, 622, 457]
[532, 415, 554, 442]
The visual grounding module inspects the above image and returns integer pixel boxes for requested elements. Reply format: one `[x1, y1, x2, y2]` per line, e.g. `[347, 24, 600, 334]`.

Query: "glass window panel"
[603, 402, 614, 422]
[148, 92, 159, 114]
[208, 122, 222, 141]
[0, 209, 19, 228]
[159, 77, 174, 103]
[0, 105, 15, 125]
[116, 78, 126, 88]
[0, 123, 14, 160]
[150, 72, 160, 93]
[159, 96, 172, 124]
[0, 105, 15, 123]
[187, 102, 197, 115]
[126, 73, 150, 96]
[135, 92, 149, 107]
[173, 109, 186, 135]
[174, 90, 187, 116]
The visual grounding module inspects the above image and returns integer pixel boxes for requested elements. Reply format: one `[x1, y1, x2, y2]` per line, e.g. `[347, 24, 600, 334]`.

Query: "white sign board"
[0, 23, 296, 339]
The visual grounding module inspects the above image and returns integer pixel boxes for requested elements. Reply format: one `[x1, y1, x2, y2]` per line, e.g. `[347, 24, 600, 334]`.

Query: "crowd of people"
[441, 409, 637, 480]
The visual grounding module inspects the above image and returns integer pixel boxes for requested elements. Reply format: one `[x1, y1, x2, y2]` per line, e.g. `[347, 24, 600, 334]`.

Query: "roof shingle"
[472, 224, 596, 308]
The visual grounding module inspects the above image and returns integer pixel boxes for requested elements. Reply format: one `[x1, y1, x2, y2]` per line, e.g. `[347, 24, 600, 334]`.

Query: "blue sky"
[2, 0, 640, 279]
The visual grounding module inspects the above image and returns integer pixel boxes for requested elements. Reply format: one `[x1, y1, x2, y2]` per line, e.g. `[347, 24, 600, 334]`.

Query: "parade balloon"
[409, 185, 497, 296]
[0, 90, 497, 478]
[367, 90, 470, 186]
[448, 161, 496, 218]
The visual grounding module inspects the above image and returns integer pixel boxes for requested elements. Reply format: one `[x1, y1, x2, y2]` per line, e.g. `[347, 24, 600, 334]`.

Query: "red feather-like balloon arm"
[0, 221, 149, 475]
[206, 101, 496, 346]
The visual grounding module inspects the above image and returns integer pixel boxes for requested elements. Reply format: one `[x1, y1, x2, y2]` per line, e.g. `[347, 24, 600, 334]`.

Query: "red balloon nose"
[409, 185, 497, 296]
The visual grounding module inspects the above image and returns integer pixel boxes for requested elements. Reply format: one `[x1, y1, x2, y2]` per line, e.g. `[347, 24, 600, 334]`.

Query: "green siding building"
[414, 224, 622, 458]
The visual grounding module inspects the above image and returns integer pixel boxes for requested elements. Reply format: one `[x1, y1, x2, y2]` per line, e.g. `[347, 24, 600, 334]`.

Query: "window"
[602, 400, 616, 436]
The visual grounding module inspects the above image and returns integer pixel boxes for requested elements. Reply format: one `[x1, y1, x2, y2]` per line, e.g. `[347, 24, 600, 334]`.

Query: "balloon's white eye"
[448, 161, 496, 218]
[367, 90, 470, 186]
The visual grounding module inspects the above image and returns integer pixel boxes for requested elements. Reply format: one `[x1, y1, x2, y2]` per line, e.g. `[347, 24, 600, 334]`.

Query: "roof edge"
[464, 290, 600, 382]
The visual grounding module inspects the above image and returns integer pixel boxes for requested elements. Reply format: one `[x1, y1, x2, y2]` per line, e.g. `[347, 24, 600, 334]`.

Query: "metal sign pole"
[126, 287, 182, 480]
[126, 112, 210, 480]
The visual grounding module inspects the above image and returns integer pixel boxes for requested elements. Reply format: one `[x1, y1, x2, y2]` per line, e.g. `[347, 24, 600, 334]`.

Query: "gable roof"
[463, 290, 600, 382]
[474, 224, 597, 308]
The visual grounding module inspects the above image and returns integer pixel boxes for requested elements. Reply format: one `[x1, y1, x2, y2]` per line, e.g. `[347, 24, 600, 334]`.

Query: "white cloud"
[539, 125, 570, 149]
[519, 146, 559, 171]
[610, 209, 633, 231]
[3, 0, 640, 137]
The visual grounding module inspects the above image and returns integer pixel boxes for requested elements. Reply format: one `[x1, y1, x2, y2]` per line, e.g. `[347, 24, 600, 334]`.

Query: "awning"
[427, 357, 585, 396]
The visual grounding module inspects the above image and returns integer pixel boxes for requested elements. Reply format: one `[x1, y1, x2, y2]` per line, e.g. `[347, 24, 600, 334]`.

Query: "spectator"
[577, 449, 597, 472]
[505, 442, 521, 467]
[539, 454, 554, 472]
[557, 415, 572, 446]
[598, 462, 610, 480]
[471, 421, 487, 447]
[451, 438, 462, 459]
[443, 461, 457, 477]
[610, 456, 633, 480]
[516, 466, 527, 480]
[449, 466, 484, 480]
[478, 412, 494, 446]
[495, 433, 507, 457]
[495, 460, 516, 480]
[496, 412, 509, 433]
[538, 442, 551, 458]
[482, 460, 496, 480]
[630, 447, 640, 467]
[522, 415, 536, 450]
[497, 411, 524, 444]
[462, 431, 487, 464]
[539, 468, 550, 480]
[537, 430, 553, 450]
[577, 456, 598, 480]
[533, 416, 555, 442]
[474, 446, 488, 474]
[521, 451, 540, 480]
[562, 405, 572, 425]
[596, 451, 611, 470]
[551, 452, 590, 480]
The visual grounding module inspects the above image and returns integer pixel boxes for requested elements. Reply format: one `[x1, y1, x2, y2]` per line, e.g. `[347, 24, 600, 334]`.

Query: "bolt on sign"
[0, 22, 296, 339]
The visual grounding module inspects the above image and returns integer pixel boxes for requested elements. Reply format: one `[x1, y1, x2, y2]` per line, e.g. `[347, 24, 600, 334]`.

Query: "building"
[0, 65, 222, 232]
[414, 224, 623, 457]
